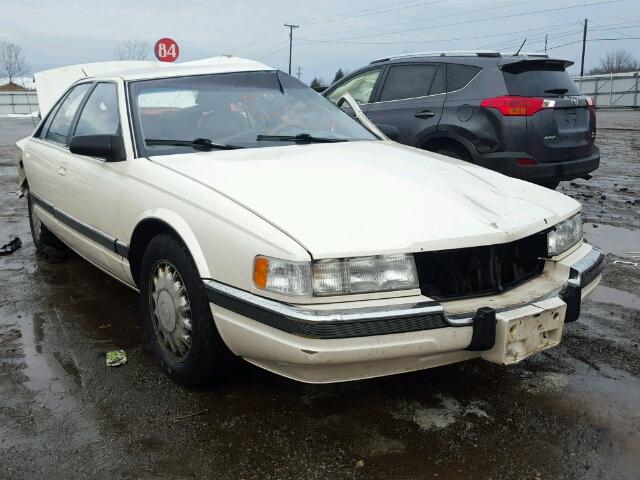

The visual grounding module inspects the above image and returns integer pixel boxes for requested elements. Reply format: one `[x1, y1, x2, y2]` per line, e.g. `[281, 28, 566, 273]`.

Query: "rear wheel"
[139, 233, 235, 386]
[433, 145, 472, 162]
[27, 191, 67, 261]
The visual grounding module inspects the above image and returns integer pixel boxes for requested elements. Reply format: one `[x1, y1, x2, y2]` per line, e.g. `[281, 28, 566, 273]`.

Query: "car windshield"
[128, 70, 377, 156]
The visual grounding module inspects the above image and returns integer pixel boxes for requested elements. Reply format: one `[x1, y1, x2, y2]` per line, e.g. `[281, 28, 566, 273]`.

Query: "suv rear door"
[501, 59, 595, 163]
[365, 63, 446, 145]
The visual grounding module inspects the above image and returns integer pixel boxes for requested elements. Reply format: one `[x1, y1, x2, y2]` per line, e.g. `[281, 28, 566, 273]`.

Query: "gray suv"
[323, 52, 600, 188]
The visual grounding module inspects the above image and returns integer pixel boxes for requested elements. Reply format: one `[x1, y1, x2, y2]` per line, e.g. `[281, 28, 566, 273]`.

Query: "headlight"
[253, 254, 419, 297]
[547, 213, 583, 256]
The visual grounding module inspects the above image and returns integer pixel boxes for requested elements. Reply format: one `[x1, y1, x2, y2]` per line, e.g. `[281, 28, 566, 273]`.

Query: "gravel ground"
[1, 112, 639, 479]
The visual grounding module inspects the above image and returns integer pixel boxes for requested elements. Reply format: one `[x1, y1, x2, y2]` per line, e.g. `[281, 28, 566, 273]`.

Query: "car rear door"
[364, 63, 446, 145]
[501, 59, 596, 163]
[25, 83, 93, 208]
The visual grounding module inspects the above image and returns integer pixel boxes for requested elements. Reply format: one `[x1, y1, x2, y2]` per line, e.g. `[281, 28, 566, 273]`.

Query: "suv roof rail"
[369, 50, 549, 64]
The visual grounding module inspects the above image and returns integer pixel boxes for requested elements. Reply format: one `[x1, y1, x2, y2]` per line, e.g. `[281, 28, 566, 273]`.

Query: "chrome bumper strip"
[203, 279, 448, 339]
[203, 246, 604, 338]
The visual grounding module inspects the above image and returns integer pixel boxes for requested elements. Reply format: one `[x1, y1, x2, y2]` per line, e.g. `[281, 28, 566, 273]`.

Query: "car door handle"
[57, 167, 66, 176]
[414, 110, 435, 119]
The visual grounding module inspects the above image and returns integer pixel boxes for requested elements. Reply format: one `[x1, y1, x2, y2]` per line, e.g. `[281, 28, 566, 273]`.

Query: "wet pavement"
[1, 113, 639, 479]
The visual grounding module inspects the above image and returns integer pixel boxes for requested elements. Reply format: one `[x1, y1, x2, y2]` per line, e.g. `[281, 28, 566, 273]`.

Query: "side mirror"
[69, 135, 125, 162]
[375, 124, 400, 141]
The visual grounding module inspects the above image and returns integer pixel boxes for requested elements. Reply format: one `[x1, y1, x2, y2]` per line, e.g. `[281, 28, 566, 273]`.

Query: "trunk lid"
[501, 58, 596, 163]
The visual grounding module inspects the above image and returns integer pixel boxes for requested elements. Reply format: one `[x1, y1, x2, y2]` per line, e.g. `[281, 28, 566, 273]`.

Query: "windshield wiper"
[256, 133, 348, 143]
[145, 138, 244, 150]
[544, 88, 569, 95]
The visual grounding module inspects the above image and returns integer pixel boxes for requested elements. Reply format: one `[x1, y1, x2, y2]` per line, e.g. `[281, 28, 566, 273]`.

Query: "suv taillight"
[480, 96, 556, 116]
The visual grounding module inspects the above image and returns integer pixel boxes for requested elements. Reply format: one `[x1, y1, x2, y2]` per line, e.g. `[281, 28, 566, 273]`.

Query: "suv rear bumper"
[475, 147, 600, 183]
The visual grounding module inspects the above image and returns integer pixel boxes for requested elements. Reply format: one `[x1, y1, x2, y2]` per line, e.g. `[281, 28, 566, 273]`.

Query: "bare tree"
[0, 42, 28, 85]
[115, 40, 150, 61]
[588, 49, 640, 75]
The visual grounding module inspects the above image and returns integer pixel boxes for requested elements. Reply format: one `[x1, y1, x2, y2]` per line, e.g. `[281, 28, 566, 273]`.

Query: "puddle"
[589, 285, 640, 309]
[583, 223, 640, 257]
[20, 312, 84, 414]
[392, 397, 491, 431]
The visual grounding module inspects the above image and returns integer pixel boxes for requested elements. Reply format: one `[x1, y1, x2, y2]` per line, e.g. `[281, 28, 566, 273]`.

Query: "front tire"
[139, 233, 235, 386]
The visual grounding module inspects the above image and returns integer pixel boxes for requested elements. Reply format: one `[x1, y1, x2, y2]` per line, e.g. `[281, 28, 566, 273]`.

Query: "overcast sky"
[2, 0, 639, 83]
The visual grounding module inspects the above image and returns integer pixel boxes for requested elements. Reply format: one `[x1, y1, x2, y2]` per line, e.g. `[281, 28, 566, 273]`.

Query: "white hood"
[151, 141, 580, 258]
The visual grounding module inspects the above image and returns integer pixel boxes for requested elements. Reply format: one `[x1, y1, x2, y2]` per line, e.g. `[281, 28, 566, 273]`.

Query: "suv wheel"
[435, 146, 471, 162]
[139, 233, 235, 386]
[27, 191, 67, 262]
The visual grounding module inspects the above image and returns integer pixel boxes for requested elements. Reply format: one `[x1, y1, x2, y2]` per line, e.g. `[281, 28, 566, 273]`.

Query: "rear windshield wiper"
[544, 88, 569, 95]
[256, 133, 348, 143]
[145, 138, 245, 150]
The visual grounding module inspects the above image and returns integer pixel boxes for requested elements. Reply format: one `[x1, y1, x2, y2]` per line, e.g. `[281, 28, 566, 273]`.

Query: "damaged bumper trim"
[203, 279, 448, 339]
[448, 245, 605, 327]
[203, 246, 604, 340]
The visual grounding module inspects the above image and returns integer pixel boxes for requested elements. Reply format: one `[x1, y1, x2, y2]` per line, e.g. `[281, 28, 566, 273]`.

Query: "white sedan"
[16, 57, 603, 385]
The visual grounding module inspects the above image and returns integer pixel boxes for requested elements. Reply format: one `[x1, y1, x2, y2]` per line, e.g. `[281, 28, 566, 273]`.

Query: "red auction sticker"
[154, 38, 179, 62]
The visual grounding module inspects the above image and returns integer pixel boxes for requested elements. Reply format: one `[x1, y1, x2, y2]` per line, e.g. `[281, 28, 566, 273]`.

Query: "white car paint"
[151, 141, 579, 259]
[16, 57, 602, 384]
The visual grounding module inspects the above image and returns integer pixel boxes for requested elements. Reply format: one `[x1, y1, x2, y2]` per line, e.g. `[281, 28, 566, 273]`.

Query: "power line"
[303, 0, 445, 26]
[303, 0, 623, 43]
[299, 21, 578, 46]
[302, 0, 534, 41]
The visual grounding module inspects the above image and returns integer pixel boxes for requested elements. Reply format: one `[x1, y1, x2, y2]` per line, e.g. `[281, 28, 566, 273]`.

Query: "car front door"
[365, 63, 446, 146]
[53, 81, 129, 278]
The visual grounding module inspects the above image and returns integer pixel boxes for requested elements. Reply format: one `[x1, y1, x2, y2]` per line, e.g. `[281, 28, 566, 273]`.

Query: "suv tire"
[139, 233, 236, 386]
[435, 146, 471, 162]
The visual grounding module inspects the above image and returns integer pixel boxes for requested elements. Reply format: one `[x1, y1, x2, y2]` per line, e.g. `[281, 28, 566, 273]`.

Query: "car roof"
[369, 51, 552, 64]
[87, 56, 275, 81]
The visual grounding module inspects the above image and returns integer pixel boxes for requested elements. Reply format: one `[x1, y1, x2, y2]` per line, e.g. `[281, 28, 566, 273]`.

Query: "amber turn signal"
[253, 256, 270, 289]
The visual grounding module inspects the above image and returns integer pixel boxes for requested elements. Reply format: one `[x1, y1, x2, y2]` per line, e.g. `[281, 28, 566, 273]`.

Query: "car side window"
[446, 64, 482, 92]
[379, 65, 441, 102]
[74, 83, 120, 137]
[326, 69, 381, 105]
[45, 83, 92, 145]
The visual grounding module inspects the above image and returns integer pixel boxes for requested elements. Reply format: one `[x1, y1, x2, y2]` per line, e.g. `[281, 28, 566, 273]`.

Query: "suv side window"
[446, 64, 481, 92]
[74, 83, 120, 137]
[326, 69, 381, 105]
[379, 65, 442, 102]
[45, 83, 92, 145]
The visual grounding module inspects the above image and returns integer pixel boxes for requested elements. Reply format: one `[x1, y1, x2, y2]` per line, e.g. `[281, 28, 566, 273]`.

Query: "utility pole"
[580, 18, 588, 76]
[296, 66, 302, 80]
[284, 24, 299, 75]
[544, 34, 548, 54]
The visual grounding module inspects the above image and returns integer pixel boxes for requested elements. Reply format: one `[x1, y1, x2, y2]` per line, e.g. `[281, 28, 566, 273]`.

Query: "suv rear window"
[502, 61, 579, 97]
[446, 64, 481, 92]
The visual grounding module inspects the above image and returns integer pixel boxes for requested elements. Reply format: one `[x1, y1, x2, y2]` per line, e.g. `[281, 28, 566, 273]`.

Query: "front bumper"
[204, 245, 604, 383]
[475, 147, 600, 183]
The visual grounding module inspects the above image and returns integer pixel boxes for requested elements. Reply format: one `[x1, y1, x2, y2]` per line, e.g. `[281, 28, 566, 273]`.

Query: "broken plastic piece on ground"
[0, 237, 22, 255]
[106, 350, 127, 367]
[612, 260, 639, 268]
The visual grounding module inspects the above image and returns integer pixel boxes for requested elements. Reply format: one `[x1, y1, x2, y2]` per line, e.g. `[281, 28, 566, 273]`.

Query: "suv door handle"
[57, 167, 66, 176]
[414, 110, 435, 119]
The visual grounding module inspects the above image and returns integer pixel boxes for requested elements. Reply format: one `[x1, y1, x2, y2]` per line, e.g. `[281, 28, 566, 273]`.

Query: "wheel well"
[128, 219, 182, 287]
[421, 137, 472, 161]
